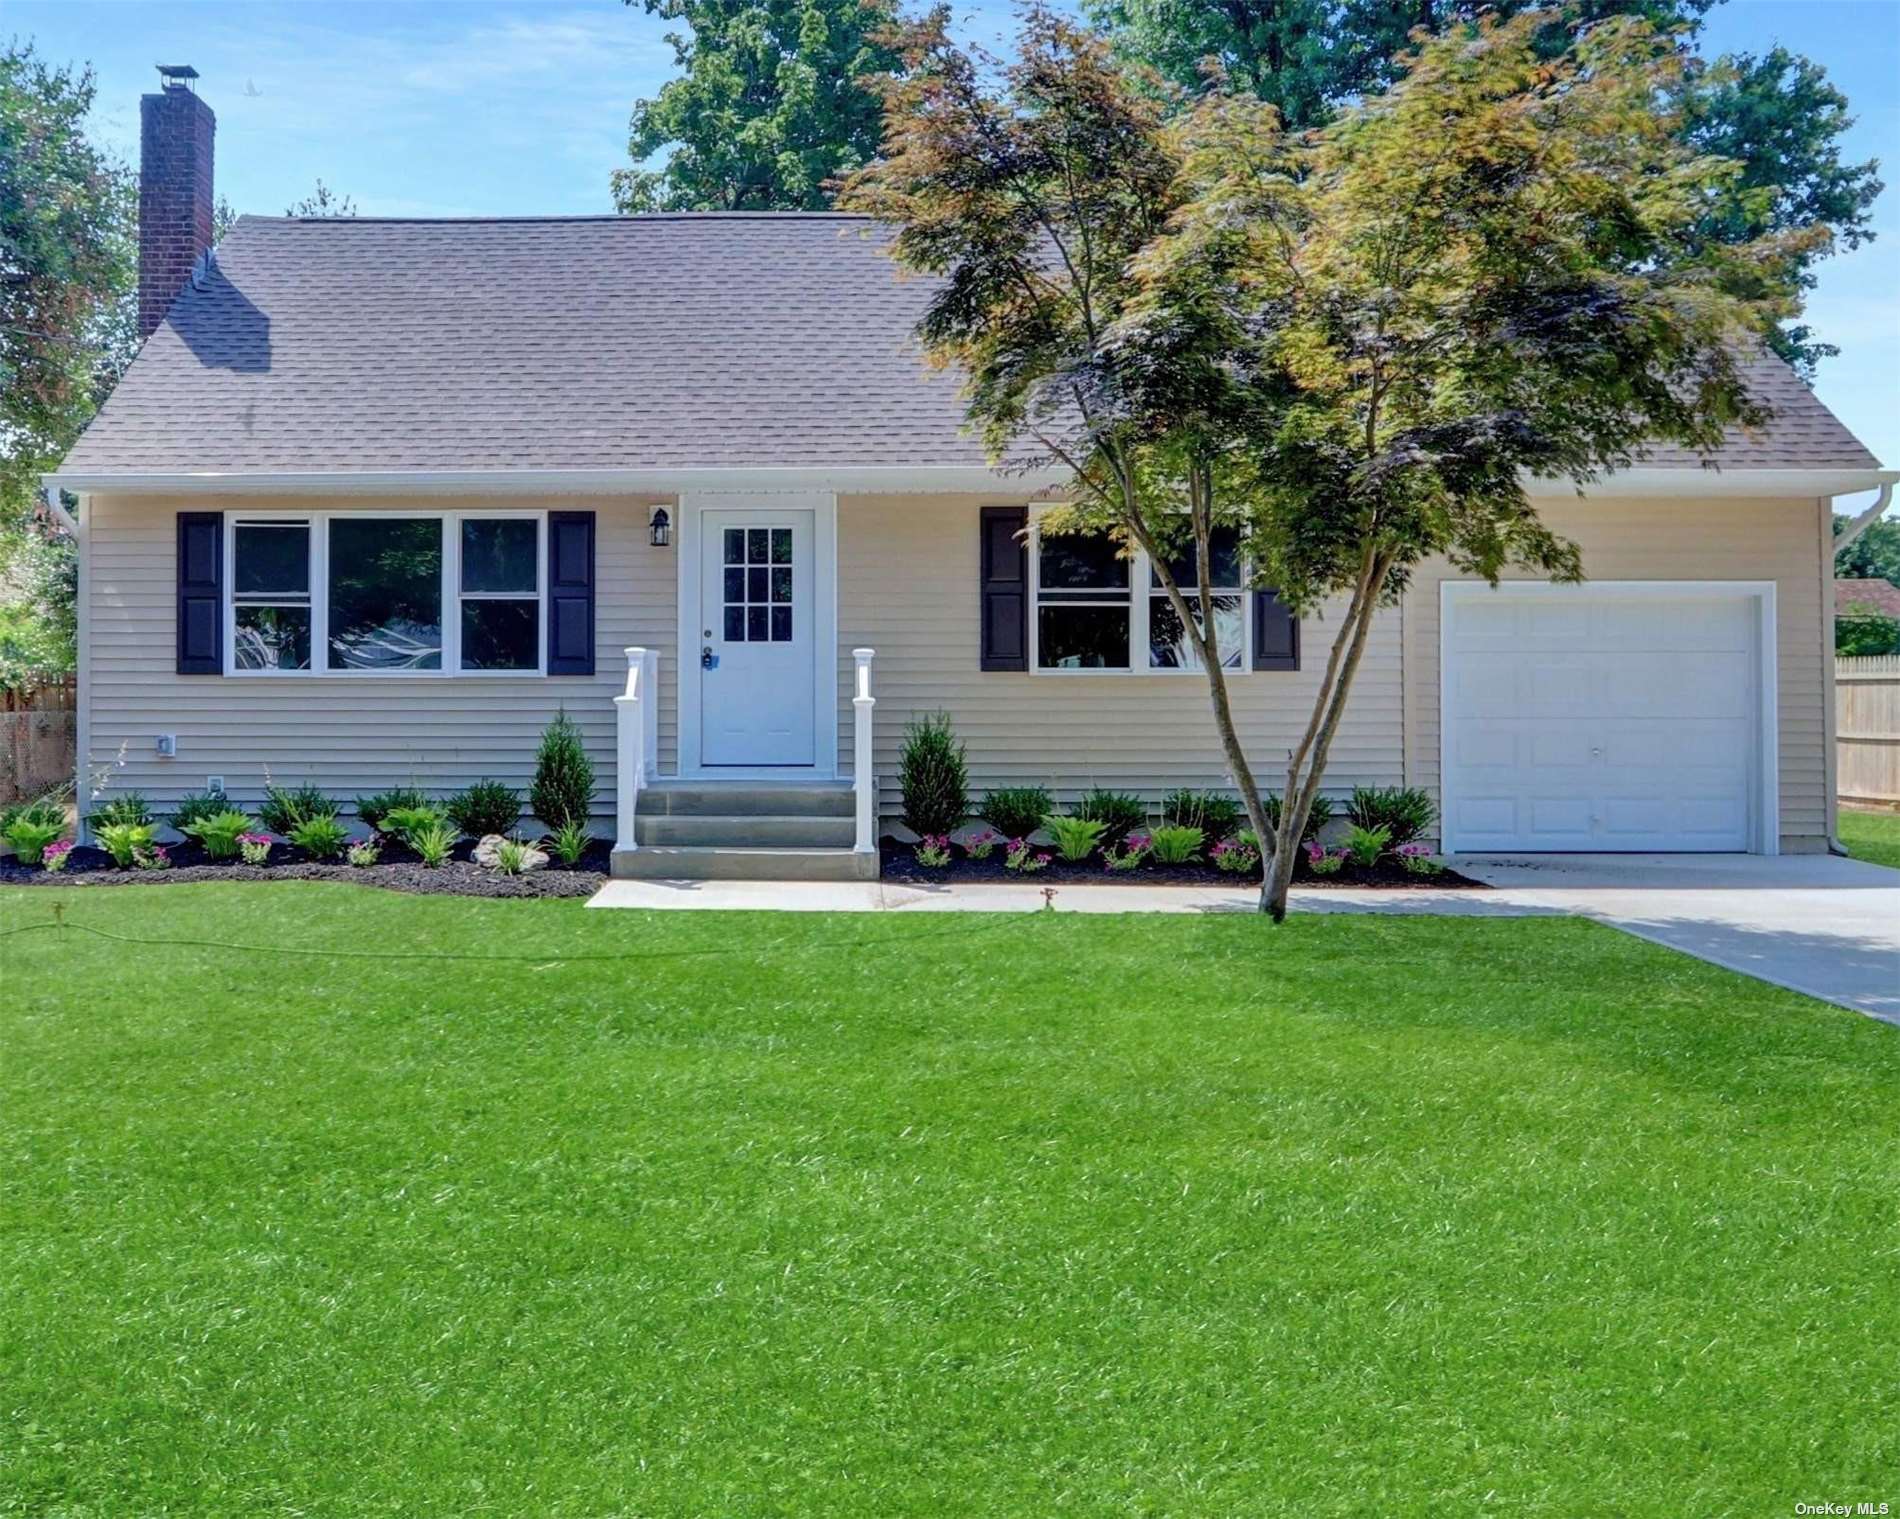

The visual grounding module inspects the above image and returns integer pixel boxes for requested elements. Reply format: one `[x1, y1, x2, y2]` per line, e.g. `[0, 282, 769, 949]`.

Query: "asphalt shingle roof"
[1837, 577, 1900, 619]
[61, 212, 1881, 475]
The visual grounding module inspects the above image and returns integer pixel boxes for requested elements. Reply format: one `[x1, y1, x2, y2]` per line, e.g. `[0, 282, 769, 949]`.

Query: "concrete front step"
[611, 845, 880, 881]
[637, 782, 854, 819]
[635, 813, 856, 849]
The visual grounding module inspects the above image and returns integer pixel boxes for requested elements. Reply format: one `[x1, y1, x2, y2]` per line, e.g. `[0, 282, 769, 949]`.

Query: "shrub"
[1261, 791, 1334, 844]
[979, 786, 1051, 841]
[1075, 788, 1146, 845]
[289, 815, 348, 860]
[167, 788, 230, 835]
[531, 710, 595, 830]
[96, 821, 155, 869]
[4, 815, 66, 866]
[1042, 812, 1107, 862]
[1345, 786, 1436, 849]
[260, 782, 337, 836]
[411, 820, 457, 868]
[2, 794, 65, 836]
[963, 827, 1001, 860]
[548, 819, 590, 866]
[913, 834, 953, 868]
[1343, 823, 1390, 868]
[1210, 836, 1260, 874]
[1160, 789, 1241, 840]
[381, 804, 451, 848]
[1147, 824, 1205, 865]
[898, 711, 968, 838]
[238, 833, 272, 866]
[91, 792, 152, 830]
[347, 837, 382, 868]
[183, 809, 255, 861]
[355, 787, 427, 831]
[447, 779, 521, 839]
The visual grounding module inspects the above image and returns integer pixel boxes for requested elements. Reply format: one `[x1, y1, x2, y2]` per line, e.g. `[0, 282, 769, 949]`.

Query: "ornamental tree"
[845, 7, 1805, 919]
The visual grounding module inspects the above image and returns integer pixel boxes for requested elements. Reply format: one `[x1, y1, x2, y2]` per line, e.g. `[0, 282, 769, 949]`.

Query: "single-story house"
[45, 73, 1897, 879]
[1836, 577, 1900, 622]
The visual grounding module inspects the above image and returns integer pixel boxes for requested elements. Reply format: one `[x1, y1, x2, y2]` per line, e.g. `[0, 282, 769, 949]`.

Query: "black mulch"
[0, 839, 611, 898]
[879, 841, 1485, 890]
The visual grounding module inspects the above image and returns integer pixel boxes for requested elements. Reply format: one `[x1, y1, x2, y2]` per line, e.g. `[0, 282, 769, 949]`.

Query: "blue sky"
[10, 0, 1899, 479]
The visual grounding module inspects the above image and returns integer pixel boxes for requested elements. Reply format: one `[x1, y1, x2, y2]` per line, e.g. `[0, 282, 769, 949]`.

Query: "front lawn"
[1840, 806, 1900, 870]
[3, 885, 1895, 1515]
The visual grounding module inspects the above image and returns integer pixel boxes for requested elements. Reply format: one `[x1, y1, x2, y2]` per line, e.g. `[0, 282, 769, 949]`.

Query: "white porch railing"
[614, 646, 660, 853]
[852, 648, 876, 855]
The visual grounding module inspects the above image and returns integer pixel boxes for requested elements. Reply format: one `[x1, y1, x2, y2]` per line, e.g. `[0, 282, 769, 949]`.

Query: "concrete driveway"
[1449, 853, 1900, 1024]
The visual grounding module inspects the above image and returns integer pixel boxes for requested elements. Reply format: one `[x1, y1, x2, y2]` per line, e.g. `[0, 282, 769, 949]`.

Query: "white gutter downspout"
[39, 484, 78, 535]
[1828, 481, 1893, 855]
[41, 486, 85, 840]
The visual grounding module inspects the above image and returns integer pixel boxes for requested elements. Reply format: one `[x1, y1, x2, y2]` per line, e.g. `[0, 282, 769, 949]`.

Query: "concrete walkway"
[590, 853, 1900, 1023]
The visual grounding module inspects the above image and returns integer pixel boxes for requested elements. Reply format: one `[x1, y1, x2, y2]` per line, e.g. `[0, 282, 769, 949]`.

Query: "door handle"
[701, 644, 717, 670]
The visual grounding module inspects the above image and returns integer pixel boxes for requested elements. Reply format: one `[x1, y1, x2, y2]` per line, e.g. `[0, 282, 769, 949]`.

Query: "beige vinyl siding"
[1402, 496, 1831, 852]
[83, 493, 676, 818]
[836, 494, 1404, 811]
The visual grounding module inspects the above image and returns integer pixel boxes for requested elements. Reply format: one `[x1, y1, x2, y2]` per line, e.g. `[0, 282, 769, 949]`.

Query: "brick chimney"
[138, 65, 216, 341]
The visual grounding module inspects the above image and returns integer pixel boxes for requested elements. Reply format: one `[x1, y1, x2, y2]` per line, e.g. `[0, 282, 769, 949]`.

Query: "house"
[1836, 578, 1900, 622]
[45, 72, 1898, 878]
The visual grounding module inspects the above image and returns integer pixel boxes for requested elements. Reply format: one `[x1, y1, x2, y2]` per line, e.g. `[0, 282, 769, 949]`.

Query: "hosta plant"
[184, 809, 255, 861]
[913, 834, 953, 868]
[1343, 824, 1391, 869]
[381, 804, 451, 849]
[96, 822, 156, 870]
[289, 815, 349, 861]
[355, 787, 428, 831]
[1041, 813, 1107, 862]
[4, 815, 66, 867]
[1147, 824, 1204, 865]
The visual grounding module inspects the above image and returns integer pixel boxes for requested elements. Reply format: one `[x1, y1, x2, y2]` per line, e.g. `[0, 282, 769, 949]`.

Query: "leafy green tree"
[612, 0, 902, 211]
[0, 41, 135, 675]
[846, 8, 1797, 918]
[1836, 606, 1900, 658]
[1837, 514, 1900, 584]
[285, 179, 357, 217]
[1093, 1, 1877, 377]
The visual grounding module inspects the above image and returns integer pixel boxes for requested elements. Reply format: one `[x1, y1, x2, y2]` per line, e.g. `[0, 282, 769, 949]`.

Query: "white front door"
[1442, 587, 1766, 852]
[699, 508, 817, 766]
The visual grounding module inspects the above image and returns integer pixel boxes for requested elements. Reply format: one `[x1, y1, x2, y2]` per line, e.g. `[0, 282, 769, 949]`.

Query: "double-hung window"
[1032, 516, 1250, 672]
[226, 511, 544, 676]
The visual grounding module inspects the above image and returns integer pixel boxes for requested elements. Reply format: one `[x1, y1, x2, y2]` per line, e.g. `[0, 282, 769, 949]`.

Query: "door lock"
[701, 644, 717, 670]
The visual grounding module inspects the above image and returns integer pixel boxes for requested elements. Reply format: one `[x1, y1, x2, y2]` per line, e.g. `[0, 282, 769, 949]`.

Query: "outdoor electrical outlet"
[207, 775, 225, 795]
[156, 734, 177, 758]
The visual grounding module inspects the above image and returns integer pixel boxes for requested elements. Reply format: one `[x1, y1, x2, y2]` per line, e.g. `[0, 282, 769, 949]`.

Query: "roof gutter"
[44, 463, 1899, 500]
[1833, 480, 1895, 555]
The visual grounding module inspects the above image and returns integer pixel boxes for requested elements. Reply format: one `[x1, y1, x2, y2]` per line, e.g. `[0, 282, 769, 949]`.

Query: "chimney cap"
[155, 64, 199, 90]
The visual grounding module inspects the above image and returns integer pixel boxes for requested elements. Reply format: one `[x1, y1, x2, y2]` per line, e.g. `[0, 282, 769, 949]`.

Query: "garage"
[1440, 583, 1776, 854]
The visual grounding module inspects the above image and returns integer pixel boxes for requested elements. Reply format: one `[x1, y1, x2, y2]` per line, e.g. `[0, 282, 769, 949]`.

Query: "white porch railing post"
[852, 648, 876, 855]
[640, 647, 660, 775]
[614, 646, 648, 854]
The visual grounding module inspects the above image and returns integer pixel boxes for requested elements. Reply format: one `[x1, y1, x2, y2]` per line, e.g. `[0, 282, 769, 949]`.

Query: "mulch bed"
[0, 839, 611, 898]
[879, 842, 1486, 890]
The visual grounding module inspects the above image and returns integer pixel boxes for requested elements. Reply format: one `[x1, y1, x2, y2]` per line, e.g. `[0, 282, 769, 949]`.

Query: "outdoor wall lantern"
[649, 507, 671, 548]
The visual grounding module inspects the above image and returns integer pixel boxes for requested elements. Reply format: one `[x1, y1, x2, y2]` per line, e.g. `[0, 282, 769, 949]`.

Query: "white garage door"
[1442, 587, 1765, 853]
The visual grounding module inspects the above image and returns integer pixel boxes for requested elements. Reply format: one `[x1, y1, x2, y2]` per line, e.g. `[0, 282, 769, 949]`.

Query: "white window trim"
[1028, 506, 1250, 676]
[223, 509, 547, 678]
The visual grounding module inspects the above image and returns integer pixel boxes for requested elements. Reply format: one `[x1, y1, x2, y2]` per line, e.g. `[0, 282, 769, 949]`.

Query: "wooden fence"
[1, 672, 76, 805]
[1838, 655, 1900, 806]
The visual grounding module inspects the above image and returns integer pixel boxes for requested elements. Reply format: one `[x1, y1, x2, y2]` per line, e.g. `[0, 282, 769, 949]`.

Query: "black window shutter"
[979, 506, 1028, 671]
[1252, 589, 1300, 671]
[546, 510, 596, 676]
[176, 511, 223, 674]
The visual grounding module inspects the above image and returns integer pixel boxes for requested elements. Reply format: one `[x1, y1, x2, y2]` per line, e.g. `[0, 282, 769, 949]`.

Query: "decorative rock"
[473, 833, 549, 872]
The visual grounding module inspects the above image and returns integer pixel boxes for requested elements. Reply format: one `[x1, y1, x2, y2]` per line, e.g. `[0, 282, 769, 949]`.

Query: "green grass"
[1840, 806, 1900, 870]
[2, 885, 1896, 1516]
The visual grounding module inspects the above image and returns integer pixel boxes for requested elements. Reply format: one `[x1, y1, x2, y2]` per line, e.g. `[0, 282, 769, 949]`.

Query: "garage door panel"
[1443, 589, 1760, 853]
